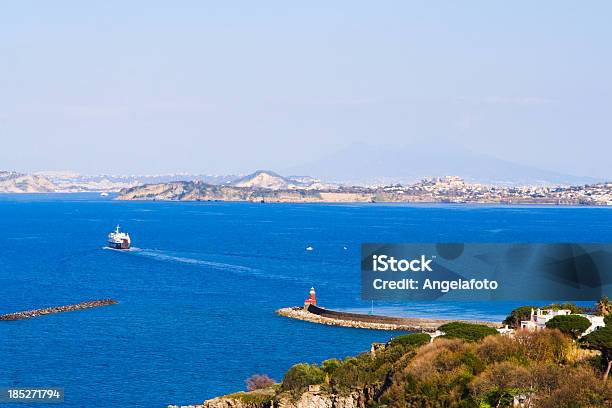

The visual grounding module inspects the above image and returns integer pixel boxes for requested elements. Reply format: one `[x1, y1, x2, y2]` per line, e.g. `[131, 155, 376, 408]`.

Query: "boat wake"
[104, 247, 319, 284]
[132, 248, 257, 273]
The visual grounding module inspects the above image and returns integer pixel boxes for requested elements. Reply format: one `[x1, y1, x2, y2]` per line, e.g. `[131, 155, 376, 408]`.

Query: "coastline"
[113, 178, 612, 206]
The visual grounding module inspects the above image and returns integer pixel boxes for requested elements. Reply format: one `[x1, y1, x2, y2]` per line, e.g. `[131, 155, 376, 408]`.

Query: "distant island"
[2, 169, 611, 205]
[116, 171, 612, 206]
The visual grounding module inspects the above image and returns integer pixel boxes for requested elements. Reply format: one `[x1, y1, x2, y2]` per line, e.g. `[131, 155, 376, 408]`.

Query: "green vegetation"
[388, 332, 431, 347]
[274, 328, 610, 407]
[225, 387, 277, 405]
[546, 314, 591, 339]
[582, 326, 612, 382]
[280, 364, 326, 395]
[438, 322, 499, 342]
[223, 314, 612, 407]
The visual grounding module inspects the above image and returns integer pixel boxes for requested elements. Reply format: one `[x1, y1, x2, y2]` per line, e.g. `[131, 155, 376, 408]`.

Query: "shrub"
[320, 358, 341, 374]
[225, 391, 275, 405]
[513, 329, 572, 364]
[327, 354, 389, 391]
[389, 333, 431, 348]
[469, 361, 531, 407]
[536, 366, 608, 407]
[245, 374, 275, 391]
[402, 339, 476, 405]
[476, 334, 523, 365]
[280, 363, 325, 394]
[438, 322, 498, 342]
[604, 314, 612, 327]
[545, 315, 591, 339]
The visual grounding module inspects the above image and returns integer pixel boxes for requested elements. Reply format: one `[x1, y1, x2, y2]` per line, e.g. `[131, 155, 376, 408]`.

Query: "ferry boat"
[107, 225, 131, 249]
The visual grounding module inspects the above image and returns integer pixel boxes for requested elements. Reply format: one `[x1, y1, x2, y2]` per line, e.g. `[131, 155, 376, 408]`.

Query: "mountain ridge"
[284, 142, 600, 186]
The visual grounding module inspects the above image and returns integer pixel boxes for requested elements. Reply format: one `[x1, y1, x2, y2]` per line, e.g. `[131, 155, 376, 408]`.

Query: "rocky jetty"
[0, 299, 118, 320]
[276, 305, 500, 332]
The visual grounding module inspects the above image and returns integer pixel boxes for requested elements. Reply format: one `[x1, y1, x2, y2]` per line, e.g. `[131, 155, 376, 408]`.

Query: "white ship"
[107, 225, 131, 249]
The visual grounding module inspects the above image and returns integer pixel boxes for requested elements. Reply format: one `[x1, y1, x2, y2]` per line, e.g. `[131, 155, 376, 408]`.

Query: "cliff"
[116, 182, 375, 203]
[169, 386, 378, 408]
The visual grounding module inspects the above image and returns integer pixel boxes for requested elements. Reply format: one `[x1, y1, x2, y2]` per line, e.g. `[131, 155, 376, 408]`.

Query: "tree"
[581, 326, 612, 382]
[503, 306, 536, 328]
[438, 322, 498, 342]
[545, 315, 591, 339]
[597, 296, 612, 317]
[245, 374, 275, 391]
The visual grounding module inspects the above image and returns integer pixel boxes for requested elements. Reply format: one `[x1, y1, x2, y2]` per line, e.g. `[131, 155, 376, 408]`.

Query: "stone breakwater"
[0, 299, 118, 321]
[276, 305, 500, 332]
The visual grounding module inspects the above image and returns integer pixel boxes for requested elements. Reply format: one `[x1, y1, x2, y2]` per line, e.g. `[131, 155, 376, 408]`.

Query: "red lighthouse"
[304, 287, 317, 307]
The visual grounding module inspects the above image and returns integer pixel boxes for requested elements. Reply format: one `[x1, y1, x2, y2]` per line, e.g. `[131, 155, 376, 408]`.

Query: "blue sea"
[1, 194, 611, 407]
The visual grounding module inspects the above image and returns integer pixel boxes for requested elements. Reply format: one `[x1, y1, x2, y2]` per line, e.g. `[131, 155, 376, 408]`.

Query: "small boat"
[100, 192, 109, 197]
[306, 246, 313, 251]
[107, 225, 131, 249]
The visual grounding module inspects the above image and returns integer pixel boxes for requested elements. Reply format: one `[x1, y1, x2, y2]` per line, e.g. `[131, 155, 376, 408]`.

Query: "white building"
[520, 308, 605, 336]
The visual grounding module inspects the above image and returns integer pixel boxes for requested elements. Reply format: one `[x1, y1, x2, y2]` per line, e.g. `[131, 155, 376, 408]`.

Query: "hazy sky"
[1, 1, 610, 177]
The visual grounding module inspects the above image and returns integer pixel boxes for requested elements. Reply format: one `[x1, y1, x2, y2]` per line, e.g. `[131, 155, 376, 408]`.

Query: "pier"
[0, 299, 118, 321]
[277, 304, 500, 332]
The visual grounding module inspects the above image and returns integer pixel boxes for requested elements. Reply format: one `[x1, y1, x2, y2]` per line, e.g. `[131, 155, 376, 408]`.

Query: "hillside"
[170, 327, 611, 408]
[115, 181, 374, 203]
[0, 171, 57, 193]
[231, 170, 300, 189]
[115, 177, 612, 206]
[231, 170, 333, 190]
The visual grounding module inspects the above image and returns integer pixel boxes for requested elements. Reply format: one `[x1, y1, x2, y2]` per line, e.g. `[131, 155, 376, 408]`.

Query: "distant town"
[1, 170, 611, 206]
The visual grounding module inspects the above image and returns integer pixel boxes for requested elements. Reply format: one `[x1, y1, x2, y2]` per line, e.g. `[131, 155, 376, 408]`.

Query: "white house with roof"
[520, 308, 605, 336]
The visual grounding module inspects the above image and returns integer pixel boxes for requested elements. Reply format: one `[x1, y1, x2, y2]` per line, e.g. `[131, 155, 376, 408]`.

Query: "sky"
[0, 1, 611, 178]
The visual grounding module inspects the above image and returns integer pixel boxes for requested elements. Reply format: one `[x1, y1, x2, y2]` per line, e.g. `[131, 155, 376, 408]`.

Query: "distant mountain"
[0, 171, 56, 193]
[285, 143, 599, 186]
[231, 170, 334, 190]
